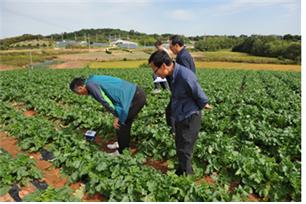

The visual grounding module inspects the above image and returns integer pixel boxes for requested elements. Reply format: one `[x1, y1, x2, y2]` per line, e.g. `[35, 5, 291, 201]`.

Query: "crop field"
[192, 50, 296, 64]
[0, 67, 301, 201]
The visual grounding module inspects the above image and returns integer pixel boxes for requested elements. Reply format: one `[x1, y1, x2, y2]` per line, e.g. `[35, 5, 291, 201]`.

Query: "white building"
[110, 39, 138, 49]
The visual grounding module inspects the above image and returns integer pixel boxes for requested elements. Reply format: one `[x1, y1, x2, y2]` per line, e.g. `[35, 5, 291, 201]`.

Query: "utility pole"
[29, 51, 33, 69]
[50, 36, 53, 48]
[38, 36, 40, 50]
[75, 33, 77, 41]
[88, 34, 90, 49]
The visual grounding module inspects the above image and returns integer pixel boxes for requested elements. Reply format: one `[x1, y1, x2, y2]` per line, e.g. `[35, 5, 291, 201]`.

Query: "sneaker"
[108, 150, 120, 156]
[152, 89, 161, 94]
[107, 141, 119, 150]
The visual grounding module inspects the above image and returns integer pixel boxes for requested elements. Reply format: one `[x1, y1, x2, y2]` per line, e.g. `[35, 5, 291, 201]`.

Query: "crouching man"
[69, 75, 146, 155]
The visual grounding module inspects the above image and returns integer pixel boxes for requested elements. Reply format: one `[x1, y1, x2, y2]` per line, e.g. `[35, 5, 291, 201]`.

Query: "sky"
[0, 0, 301, 39]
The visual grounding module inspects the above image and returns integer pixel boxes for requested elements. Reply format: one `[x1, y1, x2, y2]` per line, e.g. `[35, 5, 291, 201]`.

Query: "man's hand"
[204, 103, 213, 110]
[113, 117, 120, 129]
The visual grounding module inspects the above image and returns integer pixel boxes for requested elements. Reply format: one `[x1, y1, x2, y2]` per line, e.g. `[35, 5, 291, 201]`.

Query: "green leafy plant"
[0, 149, 42, 195]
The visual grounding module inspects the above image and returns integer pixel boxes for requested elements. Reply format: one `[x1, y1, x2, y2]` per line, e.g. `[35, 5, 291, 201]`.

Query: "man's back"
[176, 47, 196, 74]
[86, 75, 136, 123]
[171, 63, 208, 122]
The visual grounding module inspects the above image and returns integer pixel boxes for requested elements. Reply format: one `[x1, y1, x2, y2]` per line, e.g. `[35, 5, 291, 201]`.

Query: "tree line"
[194, 35, 246, 51]
[194, 34, 300, 63]
[232, 35, 301, 63]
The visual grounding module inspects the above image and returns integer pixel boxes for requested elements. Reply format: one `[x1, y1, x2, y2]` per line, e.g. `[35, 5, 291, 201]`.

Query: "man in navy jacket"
[169, 35, 196, 74]
[149, 50, 212, 175]
[166, 35, 197, 134]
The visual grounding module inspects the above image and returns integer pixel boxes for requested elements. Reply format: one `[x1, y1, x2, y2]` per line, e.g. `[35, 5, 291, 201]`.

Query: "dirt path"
[0, 132, 21, 157]
[50, 60, 90, 69]
[0, 130, 106, 202]
[0, 106, 106, 202]
[0, 64, 21, 71]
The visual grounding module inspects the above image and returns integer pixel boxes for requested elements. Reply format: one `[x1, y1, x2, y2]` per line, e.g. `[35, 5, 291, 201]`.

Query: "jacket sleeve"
[185, 75, 209, 109]
[86, 82, 117, 117]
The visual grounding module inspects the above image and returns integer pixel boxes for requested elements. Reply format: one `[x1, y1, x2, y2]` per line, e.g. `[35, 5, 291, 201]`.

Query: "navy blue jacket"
[176, 47, 196, 74]
[171, 63, 208, 122]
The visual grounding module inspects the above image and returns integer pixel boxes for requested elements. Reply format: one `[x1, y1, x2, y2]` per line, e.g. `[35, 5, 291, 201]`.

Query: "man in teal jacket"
[69, 75, 146, 154]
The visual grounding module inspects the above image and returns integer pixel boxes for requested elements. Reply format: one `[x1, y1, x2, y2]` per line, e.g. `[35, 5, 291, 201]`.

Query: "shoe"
[152, 89, 161, 94]
[107, 141, 119, 150]
[108, 150, 120, 156]
[175, 168, 183, 176]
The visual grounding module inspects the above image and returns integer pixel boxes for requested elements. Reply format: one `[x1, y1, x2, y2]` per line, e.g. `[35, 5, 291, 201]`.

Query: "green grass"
[0, 49, 84, 67]
[193, 50, 296, 64]
[0, 52, 53, 67]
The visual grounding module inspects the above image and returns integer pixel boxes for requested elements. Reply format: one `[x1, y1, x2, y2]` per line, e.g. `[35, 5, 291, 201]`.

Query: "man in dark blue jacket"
[149, 50, 212, 175]
[169, 35, 196, 74]
[70, 75, 146, 155]
[166, 35, 197, 134]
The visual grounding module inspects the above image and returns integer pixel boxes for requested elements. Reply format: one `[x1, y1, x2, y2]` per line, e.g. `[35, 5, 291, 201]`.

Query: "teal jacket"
[86, 75, 136, 124]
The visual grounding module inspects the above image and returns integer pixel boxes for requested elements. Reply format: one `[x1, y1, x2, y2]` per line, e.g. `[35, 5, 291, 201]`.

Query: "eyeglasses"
[153, 67, 161, 74]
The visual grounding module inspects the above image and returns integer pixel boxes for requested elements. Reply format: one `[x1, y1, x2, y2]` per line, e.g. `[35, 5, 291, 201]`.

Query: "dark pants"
[174, 113, 201, 175]
[117, 86, 146, 153]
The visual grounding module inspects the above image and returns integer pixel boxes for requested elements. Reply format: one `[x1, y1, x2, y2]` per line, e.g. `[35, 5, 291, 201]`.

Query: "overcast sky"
[0, 0, 301, 39]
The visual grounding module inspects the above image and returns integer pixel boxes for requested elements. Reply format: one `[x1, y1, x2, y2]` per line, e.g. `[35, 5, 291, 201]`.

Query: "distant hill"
[46, 28, 190, 47]
[0, 28, 189, 50]
[0, 34, 53, 50]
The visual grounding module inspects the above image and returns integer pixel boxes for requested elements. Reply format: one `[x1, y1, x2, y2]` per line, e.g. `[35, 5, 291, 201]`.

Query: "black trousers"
[174, 113, 201, 175]
[117, 86, 146, 153]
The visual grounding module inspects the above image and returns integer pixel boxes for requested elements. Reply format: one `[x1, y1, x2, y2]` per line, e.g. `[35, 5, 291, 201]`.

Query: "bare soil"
[23, 110, 37, 117]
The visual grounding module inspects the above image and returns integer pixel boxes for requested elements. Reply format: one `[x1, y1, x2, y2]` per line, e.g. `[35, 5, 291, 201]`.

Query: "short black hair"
[154, 39, 163, 47]
[169, 35, 184, 47]
[70, 77, 85, 92]
[148, 50, 172, 68]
